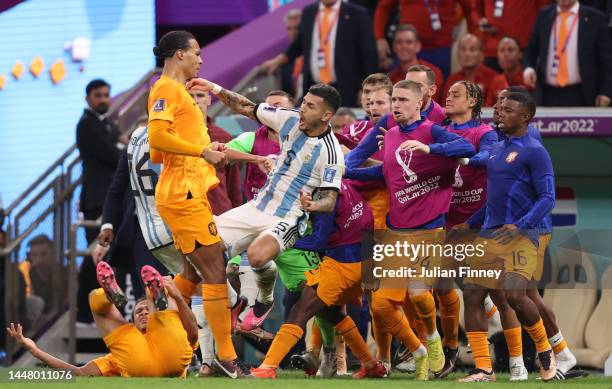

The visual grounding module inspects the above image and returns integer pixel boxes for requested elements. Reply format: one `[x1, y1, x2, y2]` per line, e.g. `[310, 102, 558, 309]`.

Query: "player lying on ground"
[7, 262, 197, 377]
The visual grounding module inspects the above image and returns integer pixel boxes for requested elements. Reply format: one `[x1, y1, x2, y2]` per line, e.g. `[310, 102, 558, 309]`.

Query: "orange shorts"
[157, 196, 220, 254]
[95, 311, 194, 377]
[465, 235, 538, 289]
[532, 234, 552, 282]
[305, 256, 362, 306]
[363, 188, 389, 230]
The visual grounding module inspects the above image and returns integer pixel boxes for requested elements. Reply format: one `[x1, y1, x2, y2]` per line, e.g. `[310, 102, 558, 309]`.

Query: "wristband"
[211, 83, 222, 94]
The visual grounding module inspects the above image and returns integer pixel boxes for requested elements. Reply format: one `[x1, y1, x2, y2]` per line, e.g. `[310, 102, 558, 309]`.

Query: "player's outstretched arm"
[186, 78, 257, 121]
[6, 323, 101, 376]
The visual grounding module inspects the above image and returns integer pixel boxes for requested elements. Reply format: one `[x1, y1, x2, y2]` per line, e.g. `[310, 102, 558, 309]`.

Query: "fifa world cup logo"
[395, 147, 418, 184]
[452, 166, 463, 188]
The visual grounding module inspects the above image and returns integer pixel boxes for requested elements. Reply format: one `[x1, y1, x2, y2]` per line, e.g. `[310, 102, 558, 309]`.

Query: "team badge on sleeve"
[323, 167, 336, 183]
[152, 99, 166, 112]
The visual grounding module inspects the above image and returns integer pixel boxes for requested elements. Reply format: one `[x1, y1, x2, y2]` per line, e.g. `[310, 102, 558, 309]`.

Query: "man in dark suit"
[75, 79, 125, 322]
[523, 0, 612, 106]
[262, 0, 377, 107]
[94, 148, 168, 304]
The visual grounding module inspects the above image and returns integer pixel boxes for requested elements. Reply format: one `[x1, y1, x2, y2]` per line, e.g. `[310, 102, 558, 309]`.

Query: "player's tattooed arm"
[216, 88, 258, 121]
[299, 188, 338, 213]
[185, 78, 257, 120]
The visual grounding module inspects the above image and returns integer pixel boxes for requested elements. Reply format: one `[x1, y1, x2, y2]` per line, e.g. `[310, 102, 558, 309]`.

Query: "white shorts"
[151, 244, 184, 274]
[213, 202, 299, 258]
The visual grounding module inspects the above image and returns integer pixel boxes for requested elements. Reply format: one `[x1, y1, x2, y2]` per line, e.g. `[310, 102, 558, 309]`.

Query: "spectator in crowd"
[524, 0, 612, 106]
[472, 0, 550, 72]
[1, 229, 29, 347]
[18, 235, 65, 324]
[331, 107, 357, 134]
[279, 9, 303, 98]
[485, 36, 529, 106]
[374, 0, 472, 78]
[189, 90, 243, 214]
[443, 34, 498, 102]
[75, 79, 126, 323]
[261, 0, 377, 107]
[388, 24, 445, 102]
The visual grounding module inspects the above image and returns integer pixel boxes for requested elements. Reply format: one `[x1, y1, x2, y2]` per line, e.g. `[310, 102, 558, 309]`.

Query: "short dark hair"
[362, 73, 392, 89]
[498, 35, 521, 51]
[267, 90, 295, 105]
[505, 92, 536, 120]
[407, 65, 436, 86]
[394, 24, 420, 42]
[335, 107, 356, 119]
[27, 234, 52, 249]
[394, 80, 423, 98]
[86, 79, 110, 96]
[153, 30, 196, 59]
[506, 86, 529, 95]
[131, 297, 148, 323]
[307, 84, 341, 113]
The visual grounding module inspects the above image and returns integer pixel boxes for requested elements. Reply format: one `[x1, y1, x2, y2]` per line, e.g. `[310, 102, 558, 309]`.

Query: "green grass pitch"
[3, 370, 612, 388]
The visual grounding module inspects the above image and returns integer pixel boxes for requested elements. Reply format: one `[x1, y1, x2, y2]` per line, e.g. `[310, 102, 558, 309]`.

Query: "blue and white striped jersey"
[252, 103, 344, 220]
[127, 126, 173, 250]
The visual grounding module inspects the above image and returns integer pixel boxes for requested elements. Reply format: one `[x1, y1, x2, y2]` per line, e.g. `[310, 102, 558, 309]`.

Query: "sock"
[549, 331, 568, 355]
[335, 316, 373, 366]
[238, 266, 259, 307]
[467, 331, 492, 372]
[315, 317, 336, 348]
[403, 297, 427, 343]
[484, 295, 498, 319]
[309, 320, 323, 356]
[89, 288, 112, 314]
[373, 297, 422, 353]
[509, 356, 525, 368]
[524, 318, 551, 353]
[173, 274, 197, 305]
[437, 289, 460, 349]
[198, 315, 215, 366]
[410, 292, 438, 339]
[262, 324, 303, 368]
[412, 344, 427, 358]
[227, 280, 238, 307]
[503, 327, 523, 358]
[202, 284, 237, 361]
[252, 261, 277, 305]
[372, 318, 392, 362]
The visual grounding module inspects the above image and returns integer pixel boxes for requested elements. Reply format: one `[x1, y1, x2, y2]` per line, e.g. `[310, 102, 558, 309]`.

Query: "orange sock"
[467, 331, 492, 372]
[373, 296, 422, 353]
[503, 327, 523, 357]
[372, 318, 392, 361]
[336, 316, 373, 366]
[309, 320, 323, 356]
[403, 297, 427, 343]
[437, 289, 460, 349]
[174, 274, 197, 304]
[524, 318, 551, 353]
[485, 305, 498, 319]
[262, 324, 303, 368]
[202, 284, 237, 361]
[89, 288, 111, 314]
[410, 292, 438, 337]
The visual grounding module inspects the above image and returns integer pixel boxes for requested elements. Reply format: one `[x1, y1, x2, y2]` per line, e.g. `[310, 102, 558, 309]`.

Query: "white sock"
[484, 295, 495, 315]
[412, 344, 427, 358]
[425, 330, 440, 341]
[252, 261, 277, 305]
[556, 347, 574, 360]
[227, 280, 238, 307]
[509, 356, 525, 367]
[238, 265, 259, 306]
[548, 331, 564, 349]
[192, 302, 215, 365]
